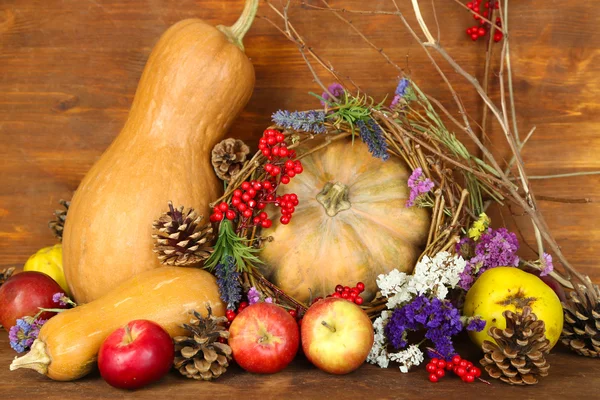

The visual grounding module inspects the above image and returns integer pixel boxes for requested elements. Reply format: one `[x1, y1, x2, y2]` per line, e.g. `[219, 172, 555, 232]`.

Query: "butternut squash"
[62, 0, 258, 303]
[10, 267, 225, 381]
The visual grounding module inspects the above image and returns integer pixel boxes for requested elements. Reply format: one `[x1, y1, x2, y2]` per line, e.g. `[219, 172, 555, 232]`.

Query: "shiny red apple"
[301, 297, 374, 374]
[98, 320, 174, 390]
[229, 302, 299, 374]
[0, 271, 68, 331]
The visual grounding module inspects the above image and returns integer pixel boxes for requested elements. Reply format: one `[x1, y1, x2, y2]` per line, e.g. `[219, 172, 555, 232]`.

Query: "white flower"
[389, 344, 424, 373]
[377, 251, 466, 307]
[367, 311, 391, 368]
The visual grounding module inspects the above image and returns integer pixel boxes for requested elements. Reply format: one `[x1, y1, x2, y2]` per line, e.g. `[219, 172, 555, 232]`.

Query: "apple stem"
[10, 339, 50, 375]
[321, 320, 336, 333]
[124, 324, 133, 344]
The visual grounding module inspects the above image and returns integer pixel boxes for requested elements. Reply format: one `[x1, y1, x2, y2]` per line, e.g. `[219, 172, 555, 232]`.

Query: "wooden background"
[0, 0, 599, 284]
[1, 1, 600, 398]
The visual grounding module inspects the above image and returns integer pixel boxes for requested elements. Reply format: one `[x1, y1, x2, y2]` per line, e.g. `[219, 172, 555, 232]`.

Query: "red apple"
[0, 271, 68, 331]
[229, 303, 299, 374]
[98, 320, 174, 390]
[301, 298, 373, 374]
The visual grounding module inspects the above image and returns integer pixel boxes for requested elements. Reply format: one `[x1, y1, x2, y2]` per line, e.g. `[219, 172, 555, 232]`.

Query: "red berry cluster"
[426, 355, 482, 383]
[224, 301, 249, 328]
[465, 1, 503, 42]
[313, 282, 366, 306]
[209, 129, 303, 227]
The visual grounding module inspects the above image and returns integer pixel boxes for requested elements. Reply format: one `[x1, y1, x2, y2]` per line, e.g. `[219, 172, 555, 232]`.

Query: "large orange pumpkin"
[259, 140, 430, 304]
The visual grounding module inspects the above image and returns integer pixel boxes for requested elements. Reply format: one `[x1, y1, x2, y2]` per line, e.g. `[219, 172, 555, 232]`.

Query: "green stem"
[217, 0, 259, 51]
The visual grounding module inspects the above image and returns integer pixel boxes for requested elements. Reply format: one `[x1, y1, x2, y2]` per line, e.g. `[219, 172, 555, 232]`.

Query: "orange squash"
[259, 140, 430, 303]
[62, 1, 258, 303]
[10, 267, 225, 381]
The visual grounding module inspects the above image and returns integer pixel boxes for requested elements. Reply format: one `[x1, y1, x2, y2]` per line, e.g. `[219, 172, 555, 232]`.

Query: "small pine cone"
[561, 277, 600, 357]
[152, 202, 214, 266]
[173, 305, 232, 381]
[211, 138, 250, 182]
[48, 200, 70, 241]
[0, 267, 16, 286]
[480, 307, 551, 385]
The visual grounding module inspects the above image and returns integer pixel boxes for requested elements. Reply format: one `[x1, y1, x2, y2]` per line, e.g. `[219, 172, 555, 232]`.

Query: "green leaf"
[204, 220, 261, 273]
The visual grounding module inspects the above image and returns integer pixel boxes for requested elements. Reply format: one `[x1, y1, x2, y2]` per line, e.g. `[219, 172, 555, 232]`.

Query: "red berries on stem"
[464, 0, 503, 43]
[425, 354, 485, 384]
[320, 282, 366, 306]
[210, 128, 304, 228]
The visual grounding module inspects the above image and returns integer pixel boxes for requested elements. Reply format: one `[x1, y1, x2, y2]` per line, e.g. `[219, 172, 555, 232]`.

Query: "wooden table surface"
[1, 0, 600, 398]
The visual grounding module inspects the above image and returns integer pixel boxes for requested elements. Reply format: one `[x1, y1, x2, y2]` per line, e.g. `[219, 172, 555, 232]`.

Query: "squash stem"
[217, 0, 259, 51]
[9, 339, 50, 375]
[316, 182, 352, 217]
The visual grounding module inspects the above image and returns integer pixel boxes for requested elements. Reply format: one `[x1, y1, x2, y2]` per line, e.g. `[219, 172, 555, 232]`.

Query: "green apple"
[463, 267, 563, 349]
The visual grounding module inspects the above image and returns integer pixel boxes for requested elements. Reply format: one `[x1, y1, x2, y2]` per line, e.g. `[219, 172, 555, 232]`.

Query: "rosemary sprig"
[204, 220, 262, 273]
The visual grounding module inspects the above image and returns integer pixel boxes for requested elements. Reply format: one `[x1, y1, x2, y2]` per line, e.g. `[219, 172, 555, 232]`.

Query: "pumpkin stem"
[316, 182, 352, 217]
[9, 339, 50, 375]
[217, 0, 259, 52]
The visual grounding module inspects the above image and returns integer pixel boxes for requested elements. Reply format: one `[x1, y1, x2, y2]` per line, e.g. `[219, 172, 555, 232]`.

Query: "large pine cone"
[480, 307, 551, 385]
[48, 199, 70, 241]
[561, 278, 600, 357]
[173, 306, 232, 381]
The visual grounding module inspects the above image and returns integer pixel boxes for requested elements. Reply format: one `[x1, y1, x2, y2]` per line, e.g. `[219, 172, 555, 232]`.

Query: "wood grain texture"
[1, 333, 598, 399]
[0, 1, 599, 396]
[0, 0, 599, 281]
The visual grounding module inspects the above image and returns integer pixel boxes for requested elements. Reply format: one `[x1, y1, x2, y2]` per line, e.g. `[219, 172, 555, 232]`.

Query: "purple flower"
[9, 318, 46, 353]
[272, 110, 326, 134]
[214, 256, 242, 310]
[52, 292, 68, 306]
[320, 83, 345, 106]
[265, 297, 273, 304]
[458, 227, 520, 290]
[466, 317, 486, 332]
[406, 168, 435, 207]
[390, 78, 410, 107]
[384, 295, 463, 360]
[356, 119, 389, 161]
[248, 287, 260, 305]
[541, 253, 554, 277]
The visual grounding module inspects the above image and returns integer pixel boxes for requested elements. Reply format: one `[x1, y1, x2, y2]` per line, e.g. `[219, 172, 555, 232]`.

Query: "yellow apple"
[463, 267, 563, 349]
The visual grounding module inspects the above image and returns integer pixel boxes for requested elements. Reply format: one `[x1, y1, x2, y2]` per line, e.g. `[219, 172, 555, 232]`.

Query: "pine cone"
[152, 202, 214, 266]
[211, 138, 250, 182]
[561, 278, 600, 357]
[48, 200, 70, 241]
[480, 307, 551, 385]
[0, 267, 15, 286]
[173, 305, 232, 381]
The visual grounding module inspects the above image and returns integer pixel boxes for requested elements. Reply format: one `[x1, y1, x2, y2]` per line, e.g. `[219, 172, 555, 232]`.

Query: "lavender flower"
[9, 317, 46, 353]
[541, 253, 554, 277]
[406, 167, 435, 207]
[52, 292, 69, 306]
[248, 287, 260, 305]
[214, 255, 242, 310]
[272, 110, 326, 134]
[265, 297, 273, 304]
[458, 227, 520, 290]
[356, 119, 389, 161]
[384, 295, 463, 360]
[390, 78, 410, 107]
[320, 82, 345, 106]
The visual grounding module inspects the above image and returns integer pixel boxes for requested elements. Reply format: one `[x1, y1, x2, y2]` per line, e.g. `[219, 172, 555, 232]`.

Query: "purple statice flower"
[541, 253, 554, 277]
[272, 110, 326, 134]
[385, 295, 463, 360]
[9, 318, 46, 353]
[265, 297, 273, 304]
[320, 82, 345, 106]
[248, 287, 261, 305]
[52, 292, 69, 306]
[465, 317, 486, 332]
[214, 255, 242, 310]
[458, 227, 520, 290]
[406, 168, 435, 207]
[356, 119, 389, 161]
[390, 78, 410, 107]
